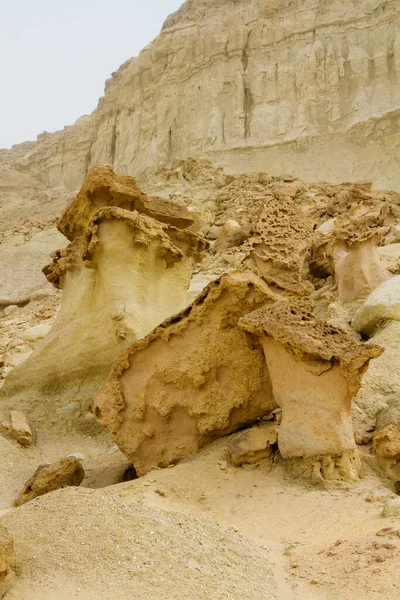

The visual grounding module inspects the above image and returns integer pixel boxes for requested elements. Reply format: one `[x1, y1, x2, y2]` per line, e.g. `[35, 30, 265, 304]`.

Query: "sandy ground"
[109, 440, 400, 600]
[1, 429, 399, 600]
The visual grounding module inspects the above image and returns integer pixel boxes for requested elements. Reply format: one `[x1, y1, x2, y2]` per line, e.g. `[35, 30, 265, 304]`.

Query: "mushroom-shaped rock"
[58, 164, 194, 240]
[352, 276, 400, 335]
[93, 271, 279, 475]
[240, 300, 382, 466]
[251, 198, 315, 294]
[1, 173, 207, 413]
[328, 217, 392, 305]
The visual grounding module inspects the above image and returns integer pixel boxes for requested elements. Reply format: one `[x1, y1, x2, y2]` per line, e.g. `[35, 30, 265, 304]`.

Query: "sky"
[0, 0, 183, 149]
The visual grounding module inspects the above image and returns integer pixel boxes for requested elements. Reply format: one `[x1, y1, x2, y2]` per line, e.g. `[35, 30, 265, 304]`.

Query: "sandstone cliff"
[1, 0, 400, 232]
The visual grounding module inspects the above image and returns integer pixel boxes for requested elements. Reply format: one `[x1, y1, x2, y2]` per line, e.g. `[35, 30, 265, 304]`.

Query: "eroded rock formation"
[0, 166, 207, 414]
[94, 270, 279, 475]
[251, 197, 315, 294]
[328, 207, 393, 305]
[240, 299, 382, 478]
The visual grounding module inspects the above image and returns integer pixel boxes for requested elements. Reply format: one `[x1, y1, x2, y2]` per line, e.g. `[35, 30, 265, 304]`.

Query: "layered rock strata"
[240, 300, 382, 476]
[94, 270, 279, 475]
[2, 0, 400, 234]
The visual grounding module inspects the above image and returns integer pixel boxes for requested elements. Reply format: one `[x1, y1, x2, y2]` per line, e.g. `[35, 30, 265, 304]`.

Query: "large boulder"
[94, 271, 278, 475]
[352, 276, 400, 335]
[352, 321, 400, 439]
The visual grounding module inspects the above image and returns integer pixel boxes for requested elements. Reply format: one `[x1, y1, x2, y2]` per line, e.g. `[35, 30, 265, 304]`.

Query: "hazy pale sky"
[0, 0, 183, 149]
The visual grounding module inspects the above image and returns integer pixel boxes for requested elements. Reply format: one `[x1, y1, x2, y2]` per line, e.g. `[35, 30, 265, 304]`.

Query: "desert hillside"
[1, 2, 400, 599]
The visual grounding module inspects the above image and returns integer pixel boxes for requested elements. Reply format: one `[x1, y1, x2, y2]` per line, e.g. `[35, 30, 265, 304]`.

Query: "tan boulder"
[240, 300, 382, 473]
[228, 422, 279, 466]
[93, 271, 278, 475]
[374, 422, 400, 459]
[15, 457, 85, 507]
[373, 422, 400, 490]
[378, 243, 400, 274]
[352, 321, 400, 441]
[352, 276, 400, 335]
[0, 525, 15, 599]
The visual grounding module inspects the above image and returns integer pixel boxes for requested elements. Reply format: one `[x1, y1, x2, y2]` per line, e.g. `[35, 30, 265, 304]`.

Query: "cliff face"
[2, 0, 400, 199]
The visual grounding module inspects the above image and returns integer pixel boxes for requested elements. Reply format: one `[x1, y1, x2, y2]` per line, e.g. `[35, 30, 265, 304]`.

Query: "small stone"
[382, 498, 400, 518]
[21, 323, 51, 342]
[15, 457, 85, 506]
[2, 305, 19, 317]
[2, 410, 33, 447]
[352, 275, 400, 335]
[228, 422, 278, 466]
[274, 185, 299, 199]
[206, 225, 221, 240]
[361, 433, 373, 445]
[213, 220, 248, 252]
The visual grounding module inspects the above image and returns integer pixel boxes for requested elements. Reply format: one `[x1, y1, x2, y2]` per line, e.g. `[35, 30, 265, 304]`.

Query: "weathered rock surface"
[228, 422, 278, 466]
[378, 243, 400, 274]
[0, 525, 15, 599]
[251, 197, 315, 294]
[330, 237, 392, 305]
[2, 0, 400, 235]
[240, 299, 382, 471]
[375, 422, 400, 460]
[94, 270, 278, 475]
[0, 167, 207, 415]
[352, 321, 400, 441]
[0, 410, 32, 447]
[352, 276, 400, 335]
[58, 164, 194, 241]
[15, 457, 85, 507]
